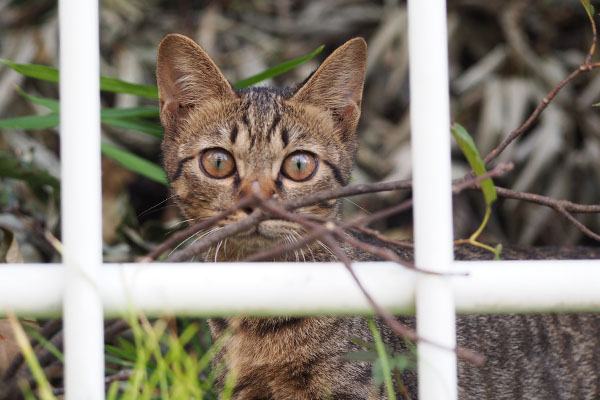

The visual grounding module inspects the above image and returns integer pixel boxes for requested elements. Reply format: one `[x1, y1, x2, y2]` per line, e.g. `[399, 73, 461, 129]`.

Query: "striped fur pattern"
[157, 35, 600, 399]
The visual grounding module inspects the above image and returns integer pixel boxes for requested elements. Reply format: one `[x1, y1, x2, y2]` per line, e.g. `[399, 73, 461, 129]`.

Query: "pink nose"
[238, 179, 275, 200]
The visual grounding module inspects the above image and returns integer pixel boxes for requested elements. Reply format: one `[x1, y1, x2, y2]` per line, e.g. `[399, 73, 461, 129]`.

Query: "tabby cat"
[156, 34, 600, 399]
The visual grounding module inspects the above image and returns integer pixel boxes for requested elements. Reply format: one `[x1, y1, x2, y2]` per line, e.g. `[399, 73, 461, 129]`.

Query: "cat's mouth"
[234, 220, 303, 241]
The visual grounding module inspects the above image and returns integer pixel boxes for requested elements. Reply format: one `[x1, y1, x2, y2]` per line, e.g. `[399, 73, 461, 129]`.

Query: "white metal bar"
[407, 0, 456, 398]
[59, 0, 104, 398]
[98, 263, 417, 316]
[0, 265, 64, 315]
[452, 260, 600, 313]
[3, 261, 600, 316]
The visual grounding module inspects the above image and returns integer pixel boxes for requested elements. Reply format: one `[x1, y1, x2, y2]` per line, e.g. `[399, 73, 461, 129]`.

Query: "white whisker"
[317, 240, 337, 261]
[172, 226, 220, 257]
[342, 197, 371, 216]
[204, 246, 214, 262]
[214, 240, 224, 262]
[167, 218, 196, 230]
[290, 230, 307, 263]
[139, 194, 178, 218]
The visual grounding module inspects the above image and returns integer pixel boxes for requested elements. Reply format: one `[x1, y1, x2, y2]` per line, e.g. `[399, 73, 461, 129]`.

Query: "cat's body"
[157, 34, 600, 399]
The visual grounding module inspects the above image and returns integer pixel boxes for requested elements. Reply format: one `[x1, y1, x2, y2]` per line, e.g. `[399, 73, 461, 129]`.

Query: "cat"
[156, 34, 600, 399]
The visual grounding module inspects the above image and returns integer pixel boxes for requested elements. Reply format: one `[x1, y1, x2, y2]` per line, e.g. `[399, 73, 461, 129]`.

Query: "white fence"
[1, 0, 600, 399]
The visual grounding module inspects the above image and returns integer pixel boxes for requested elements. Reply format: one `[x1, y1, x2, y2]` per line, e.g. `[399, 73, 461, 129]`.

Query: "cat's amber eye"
[200, 148, 236, 179]
[281, 151, 318, 182]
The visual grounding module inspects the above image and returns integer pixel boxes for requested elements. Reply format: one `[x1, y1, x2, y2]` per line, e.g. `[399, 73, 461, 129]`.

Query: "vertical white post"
[59, 0, 105, 398]
[407, 0, 457, 400]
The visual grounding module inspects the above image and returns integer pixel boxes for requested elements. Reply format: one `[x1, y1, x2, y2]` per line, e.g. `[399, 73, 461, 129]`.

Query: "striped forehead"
[229, 87, 289, 150]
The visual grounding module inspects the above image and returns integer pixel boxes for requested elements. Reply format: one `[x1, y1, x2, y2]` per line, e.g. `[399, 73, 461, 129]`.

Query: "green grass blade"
[106, 381, 120, 400]
[105, 354, 135, 368]
[0, 113, 59, 130]
[106, 344, 138, 363]
[22, 325, 64, 362]
[7, 313, 56, 400]
[14, 87, 60, 112]
[102, 117, 163, 138]
[451, 122, 497, 205]
[367, 318, 396, 400]
[101, 142, 167, 185]
[117, 336, 137, 356]
[233, 45, 324, 89]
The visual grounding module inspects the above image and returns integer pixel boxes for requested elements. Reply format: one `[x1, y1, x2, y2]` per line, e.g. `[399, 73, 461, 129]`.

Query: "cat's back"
[456, 312, 600, 400]
[434, 246, 600, 399]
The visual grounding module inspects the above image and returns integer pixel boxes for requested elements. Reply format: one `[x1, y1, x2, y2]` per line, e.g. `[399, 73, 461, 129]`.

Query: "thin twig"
[495, 186, 600, 241]
[483, 67, 584, 165]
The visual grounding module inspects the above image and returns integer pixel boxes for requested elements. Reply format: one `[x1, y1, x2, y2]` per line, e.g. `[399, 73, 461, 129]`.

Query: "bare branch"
[495, 186, 600, 241]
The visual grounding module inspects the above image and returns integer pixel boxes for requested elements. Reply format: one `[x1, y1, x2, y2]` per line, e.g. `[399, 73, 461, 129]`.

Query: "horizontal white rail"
[2, 260, 599, 317]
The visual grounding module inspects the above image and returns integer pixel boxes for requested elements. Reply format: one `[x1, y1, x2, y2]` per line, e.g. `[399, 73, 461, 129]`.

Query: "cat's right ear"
[291, 38, 367, 134]
[156, 34, 236, 129]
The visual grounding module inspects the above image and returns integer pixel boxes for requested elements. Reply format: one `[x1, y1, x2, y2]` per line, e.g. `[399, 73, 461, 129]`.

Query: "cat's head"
[156, 34, 366, 257]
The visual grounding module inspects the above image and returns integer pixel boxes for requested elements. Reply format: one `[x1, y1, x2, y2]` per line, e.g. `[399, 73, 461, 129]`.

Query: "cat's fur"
[157, 34, 600, 399]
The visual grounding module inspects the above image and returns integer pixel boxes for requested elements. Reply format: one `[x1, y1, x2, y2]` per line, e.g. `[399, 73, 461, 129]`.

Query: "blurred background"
[1, 0, 599, 263]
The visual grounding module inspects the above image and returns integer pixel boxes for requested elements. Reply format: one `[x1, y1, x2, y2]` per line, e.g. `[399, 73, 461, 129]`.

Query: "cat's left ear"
[292, 38, 367, 133]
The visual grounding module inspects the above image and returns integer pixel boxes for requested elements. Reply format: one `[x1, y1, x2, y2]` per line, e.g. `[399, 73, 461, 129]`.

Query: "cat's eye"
[281, 151, 317, 182]
[200, 148, 235, 179]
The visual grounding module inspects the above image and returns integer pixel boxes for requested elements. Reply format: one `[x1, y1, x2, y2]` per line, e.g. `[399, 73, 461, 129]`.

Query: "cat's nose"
[238, 179, 276, 213]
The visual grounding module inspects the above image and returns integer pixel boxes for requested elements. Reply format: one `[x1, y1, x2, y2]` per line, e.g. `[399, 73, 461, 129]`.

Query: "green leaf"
[233, 45, 325, 89]
[101, 117, 163, 138]
[101, 142, 167, 185]
[0, 58, 58, 82]
[343, 350, 379, 362]
[580, 0, 595, 21]
[14, 87, 59, 112]
[451, 122, 497, 205]
[100, 106, 160, 119]
[349, 338, 377, 352]
[100, 76, 158, 99]
[493, 243, 503, 260]
[0, 113, 59, 130]
[0, 152, 59, 190]
[389, 355, 414, 372]
[0, 59, 158, 98]
[0, 109, 161, 138]
[372, 358, 384, 388]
